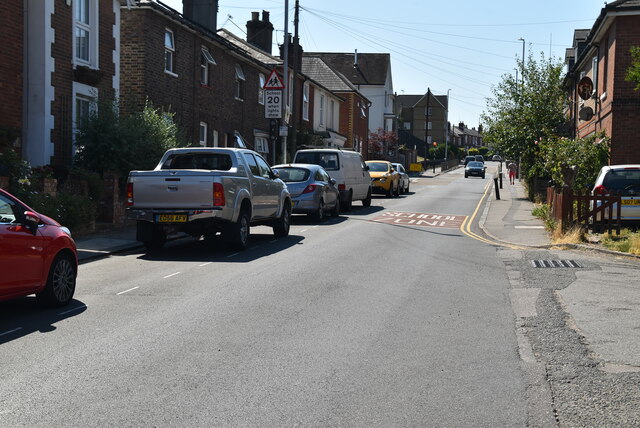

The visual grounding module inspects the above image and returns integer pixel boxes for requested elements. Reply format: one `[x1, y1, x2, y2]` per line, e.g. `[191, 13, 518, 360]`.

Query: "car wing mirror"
[271, 168, 280, 179]
[365, 165, 370, 171]
[23, 210, 40, 234]
[329, 178, 336, 186]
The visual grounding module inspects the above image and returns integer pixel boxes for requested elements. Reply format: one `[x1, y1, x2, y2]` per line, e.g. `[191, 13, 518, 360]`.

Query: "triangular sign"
[263, 69, 285, 89]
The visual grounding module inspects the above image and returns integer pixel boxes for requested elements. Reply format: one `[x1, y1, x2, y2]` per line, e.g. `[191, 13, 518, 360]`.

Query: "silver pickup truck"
[126, 147, 291, 250]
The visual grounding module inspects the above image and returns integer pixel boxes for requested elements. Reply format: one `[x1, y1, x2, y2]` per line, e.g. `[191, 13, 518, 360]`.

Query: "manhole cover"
[531, 260, 581, 268]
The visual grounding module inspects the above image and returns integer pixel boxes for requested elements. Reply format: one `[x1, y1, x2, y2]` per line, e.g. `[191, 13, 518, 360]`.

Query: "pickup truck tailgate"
[130, 172, 215, 209]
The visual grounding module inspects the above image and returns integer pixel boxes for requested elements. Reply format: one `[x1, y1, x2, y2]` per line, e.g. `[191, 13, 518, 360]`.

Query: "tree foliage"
[625, 45, 640, 91]
[74, 98, 182, 177]
[368, 128, 398, 157]
[481, 52, 567, 177]
[529, 132, 610, 193]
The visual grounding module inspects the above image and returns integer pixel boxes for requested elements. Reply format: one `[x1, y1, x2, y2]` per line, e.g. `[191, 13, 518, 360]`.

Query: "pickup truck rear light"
[213, 183, 225, 206]
[126, 183, 134, 206]
[338, 183, 346, 191]
[302, 184, 317, 194]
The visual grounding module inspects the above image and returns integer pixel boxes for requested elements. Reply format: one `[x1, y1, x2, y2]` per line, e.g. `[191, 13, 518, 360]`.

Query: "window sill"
[164, 70, 179, 78]
[235, 97, 244, 102]
[600, 92, 607, 102]
[200, 84, 213, 89]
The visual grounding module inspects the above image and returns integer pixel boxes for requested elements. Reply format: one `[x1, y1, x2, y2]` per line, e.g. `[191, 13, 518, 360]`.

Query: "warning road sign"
[370, 211, 466, 229]
[264, 69, 285, 89]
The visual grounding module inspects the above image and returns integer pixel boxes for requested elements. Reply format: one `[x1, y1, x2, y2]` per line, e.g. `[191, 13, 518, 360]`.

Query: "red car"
[0, 188, 77, 306]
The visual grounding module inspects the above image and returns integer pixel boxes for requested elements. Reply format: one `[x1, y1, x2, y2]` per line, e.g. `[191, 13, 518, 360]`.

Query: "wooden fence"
[546, 187, 621, 235]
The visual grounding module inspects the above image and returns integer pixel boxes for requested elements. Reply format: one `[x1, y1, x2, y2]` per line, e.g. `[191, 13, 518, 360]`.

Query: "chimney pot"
[251, 11, 259, 21]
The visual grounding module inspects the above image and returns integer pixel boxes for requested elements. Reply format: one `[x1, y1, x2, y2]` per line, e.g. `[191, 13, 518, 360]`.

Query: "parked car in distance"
[366, 160, 400, 197]
[273, 163, 340, 221]
[492, 155, 502, 162]
[474, 155, 485, 163]
[0, 188, 78, 306]
[464, 156, 476, 166]
[391, 163, 410, 193]
[465, 161, 486, 179]
[592, 164, 640, 220]
[293, 149, 372, 211]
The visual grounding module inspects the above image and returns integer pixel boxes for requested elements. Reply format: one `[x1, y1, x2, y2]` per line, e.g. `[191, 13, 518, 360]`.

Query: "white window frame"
[212, 130, 219, 147]
[235, 64, 245, 100]
[164, 29, 177, 76]
[201, 47, 216, 85]
[72, 82, 98, 152]
[73, 0, 99, 68]
[255, 136, 269, 154]
[319, 94, 325, 126]
[303, 82, 310, 121]
[403, 122, 411, 130]
[427, 122, 432, 130]
[329, 99, 335, 129]
[258, 73, 266, 105]
[199, 121, 208, 146]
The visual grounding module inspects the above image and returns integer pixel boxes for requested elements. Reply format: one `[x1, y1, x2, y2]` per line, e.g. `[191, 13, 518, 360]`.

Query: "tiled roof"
[396, 95, 422, 108]
[217, 29, 281, 66]
[301, 57, 354, 92]
[303, 52, 390, 86]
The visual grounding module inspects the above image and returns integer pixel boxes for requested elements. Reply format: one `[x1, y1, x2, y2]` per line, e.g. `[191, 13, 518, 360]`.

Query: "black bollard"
[494, 177, 501, 200]
[499, 172, 503, 189]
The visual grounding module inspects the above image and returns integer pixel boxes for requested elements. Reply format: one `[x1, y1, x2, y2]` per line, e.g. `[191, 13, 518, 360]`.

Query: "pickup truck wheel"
[36, 253, 76, 307]
[273, 203, 291, 237]
[224, 209, 250, 250]
[362, 188, 372, 207]
[312, 199, 324, 222]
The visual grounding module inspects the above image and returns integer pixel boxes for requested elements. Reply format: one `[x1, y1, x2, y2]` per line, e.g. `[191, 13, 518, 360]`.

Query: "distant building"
[565, 0, 640, 164]
[396, 92, 447, 158]
[451, 122, 483, 149]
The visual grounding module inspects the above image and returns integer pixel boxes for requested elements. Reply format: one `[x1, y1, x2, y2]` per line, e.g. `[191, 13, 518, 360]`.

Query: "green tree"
[625, 46, 640, 91]
[74, 98, 182, 178]
[481, 52, 567, 179]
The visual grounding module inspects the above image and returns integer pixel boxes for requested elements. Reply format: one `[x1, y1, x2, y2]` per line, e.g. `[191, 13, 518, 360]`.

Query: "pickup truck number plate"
[621, 199, 639, 205]
[157, 214, 188, 223]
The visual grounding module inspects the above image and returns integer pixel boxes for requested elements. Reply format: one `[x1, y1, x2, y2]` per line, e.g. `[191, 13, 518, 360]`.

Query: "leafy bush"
[74, 98, 182, 178]
[27, 191, 96, 231]
[529, 132, 610, 193]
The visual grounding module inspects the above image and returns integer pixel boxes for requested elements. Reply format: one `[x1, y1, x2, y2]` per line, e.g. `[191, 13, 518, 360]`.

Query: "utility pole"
[281, 0, 289, 164]
[290, 0, 300, 152]
[425, 87, 431, 164]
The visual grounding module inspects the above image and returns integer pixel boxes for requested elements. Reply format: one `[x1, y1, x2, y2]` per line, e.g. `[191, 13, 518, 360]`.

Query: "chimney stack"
[246, 10, 274, 54]
[183, 0, 218, 33]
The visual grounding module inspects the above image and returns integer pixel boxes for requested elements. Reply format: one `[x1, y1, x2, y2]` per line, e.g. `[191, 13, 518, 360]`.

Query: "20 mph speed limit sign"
[265, 90, 282, 119]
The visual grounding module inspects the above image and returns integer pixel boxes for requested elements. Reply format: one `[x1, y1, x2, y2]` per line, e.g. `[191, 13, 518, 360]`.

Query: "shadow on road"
[0, 298, 87, 345]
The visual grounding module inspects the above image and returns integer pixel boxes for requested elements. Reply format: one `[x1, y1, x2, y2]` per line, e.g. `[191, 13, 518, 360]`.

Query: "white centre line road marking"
[58, 305, 87, 316]
[163, 272, 181, 279]
[0, 327, 22, 337]
[117, 287, 139, 295]
[198, 262, 212, 267]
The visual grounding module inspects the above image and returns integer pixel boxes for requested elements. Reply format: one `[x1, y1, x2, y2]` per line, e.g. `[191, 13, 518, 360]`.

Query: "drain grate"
[531, 260, 581, 268]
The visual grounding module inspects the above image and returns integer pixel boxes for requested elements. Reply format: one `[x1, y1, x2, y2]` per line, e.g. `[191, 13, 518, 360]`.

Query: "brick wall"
[121, 7, 273, 152]
[0, 1, 23, 136]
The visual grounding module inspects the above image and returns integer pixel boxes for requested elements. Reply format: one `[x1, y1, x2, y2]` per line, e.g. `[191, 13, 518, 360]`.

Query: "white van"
[293, 149, 372, 210]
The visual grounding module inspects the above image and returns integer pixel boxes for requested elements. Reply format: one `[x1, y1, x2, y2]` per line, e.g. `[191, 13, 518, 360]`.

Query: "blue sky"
[161, 0, 608, 128]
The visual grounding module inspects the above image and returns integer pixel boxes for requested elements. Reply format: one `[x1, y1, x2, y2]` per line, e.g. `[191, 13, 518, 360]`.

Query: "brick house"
[1, 0, 120, 169]
[0, 2, 24, 160]
[306, 52, 395, 134]
[565, 0, 640, 164]
[396, 91, 448, 159]
[301, 57, 369, 151]
[121, 1, 278, 161]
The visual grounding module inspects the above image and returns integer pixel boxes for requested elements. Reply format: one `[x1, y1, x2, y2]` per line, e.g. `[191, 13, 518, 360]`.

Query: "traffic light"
[269, 119, 279, 141]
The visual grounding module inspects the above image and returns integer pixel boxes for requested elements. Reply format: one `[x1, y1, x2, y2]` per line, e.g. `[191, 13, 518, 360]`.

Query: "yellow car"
[366, 160, 400, 197]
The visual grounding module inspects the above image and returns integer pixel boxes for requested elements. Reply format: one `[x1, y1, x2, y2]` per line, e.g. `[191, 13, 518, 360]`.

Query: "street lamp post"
[518, 37, 525, 81]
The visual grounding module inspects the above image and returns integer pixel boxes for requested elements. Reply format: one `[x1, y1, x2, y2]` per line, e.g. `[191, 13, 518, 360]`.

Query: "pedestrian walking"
[507, 161, 517, 185]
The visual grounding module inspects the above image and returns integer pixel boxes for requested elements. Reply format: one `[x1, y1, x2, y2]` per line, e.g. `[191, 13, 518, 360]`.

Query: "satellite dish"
[579, 106, 594, 121]
[577, 76, 594, 100]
